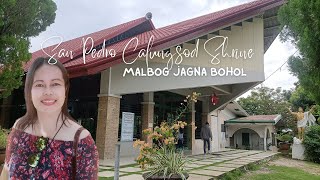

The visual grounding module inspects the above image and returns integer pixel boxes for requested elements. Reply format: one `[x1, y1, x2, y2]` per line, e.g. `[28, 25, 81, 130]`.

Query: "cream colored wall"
[194, 111, 217, 155]
[193, 108, 238, 154]
[265, 125, 275, 146]
[226, 124, 276, 150]
[232, 128, 262, 150]
[211, 113, 219, 152]
[218, 109, 237, 150]
[227, 124, 266, 138]
[107, 18, 265, 95]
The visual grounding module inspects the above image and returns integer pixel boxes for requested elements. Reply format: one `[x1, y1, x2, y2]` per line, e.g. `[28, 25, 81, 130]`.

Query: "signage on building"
[121, 112, 135, 141]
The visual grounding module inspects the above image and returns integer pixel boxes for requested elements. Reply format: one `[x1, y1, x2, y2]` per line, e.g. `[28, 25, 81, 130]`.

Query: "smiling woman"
[31, 64, 67, 113]
[0, 57, 99, 180]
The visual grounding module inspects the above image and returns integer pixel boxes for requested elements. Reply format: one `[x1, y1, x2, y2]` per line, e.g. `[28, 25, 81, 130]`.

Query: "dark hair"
[16, 57, 75, 130]
[205, 122, 209, 125]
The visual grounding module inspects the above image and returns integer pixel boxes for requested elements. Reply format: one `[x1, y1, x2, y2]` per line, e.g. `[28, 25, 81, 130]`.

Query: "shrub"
[303, 125, 320, 163]
[0, 127, 10, 149]
[276, 133, 293, 143]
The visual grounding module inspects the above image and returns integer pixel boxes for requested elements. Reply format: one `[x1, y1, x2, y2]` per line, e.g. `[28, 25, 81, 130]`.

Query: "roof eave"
[225, 120, 275, 124]
[151, 0, 287, 53]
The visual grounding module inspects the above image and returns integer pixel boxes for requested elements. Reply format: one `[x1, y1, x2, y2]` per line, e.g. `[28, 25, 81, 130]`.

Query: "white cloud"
[262, 35, 298, 90]
[30, 0, 255, 51]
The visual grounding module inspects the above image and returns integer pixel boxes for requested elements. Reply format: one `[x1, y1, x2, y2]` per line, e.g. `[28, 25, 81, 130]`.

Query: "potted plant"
[142, 146, 189, 180]
[276, 133, 293, 150]
[133, 92, 200, 180]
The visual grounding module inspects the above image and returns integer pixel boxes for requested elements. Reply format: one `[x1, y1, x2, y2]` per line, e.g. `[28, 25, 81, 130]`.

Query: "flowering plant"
[133, 92, 200, 179]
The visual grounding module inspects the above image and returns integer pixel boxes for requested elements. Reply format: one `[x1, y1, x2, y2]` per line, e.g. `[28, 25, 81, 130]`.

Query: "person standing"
[200, 122, 212, 154]
[177, 128, 184, 150]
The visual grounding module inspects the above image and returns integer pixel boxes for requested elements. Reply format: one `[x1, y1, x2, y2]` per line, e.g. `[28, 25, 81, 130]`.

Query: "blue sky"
[30, 0, 298, 93]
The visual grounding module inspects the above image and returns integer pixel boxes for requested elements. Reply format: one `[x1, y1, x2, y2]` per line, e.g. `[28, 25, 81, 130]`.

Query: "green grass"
[98, 177, 114, 180]
[221, 169, 244, 180]
[244, 165, 320, 180]
[221, 163, 260, 180]
[221, 159, 320, 180]
[245, 163, 260, 171]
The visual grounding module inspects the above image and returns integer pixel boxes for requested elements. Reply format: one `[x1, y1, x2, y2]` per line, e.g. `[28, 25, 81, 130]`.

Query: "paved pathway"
[98, 149, 278, 179]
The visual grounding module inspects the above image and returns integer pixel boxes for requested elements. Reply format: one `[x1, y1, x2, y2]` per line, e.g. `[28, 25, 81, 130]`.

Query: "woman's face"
[31, 64, 66, 113]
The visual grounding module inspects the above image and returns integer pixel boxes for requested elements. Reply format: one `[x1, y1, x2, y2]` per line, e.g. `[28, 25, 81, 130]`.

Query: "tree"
[289, 85, 315, 111]
[278, 0, 320, 104]
[289, 85, 320, 124]
[238, 87, 296, 131]
[0, 0, 57, 98]
[238, 87, 291, 115]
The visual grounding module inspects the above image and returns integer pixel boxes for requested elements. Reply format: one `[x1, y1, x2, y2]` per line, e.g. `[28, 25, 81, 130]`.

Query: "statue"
[288, 106, 316, 141]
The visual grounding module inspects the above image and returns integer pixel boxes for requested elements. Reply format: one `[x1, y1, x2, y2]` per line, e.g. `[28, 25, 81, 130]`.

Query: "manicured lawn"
[246, 165, 320, 180]
[222, 157, 320, 180]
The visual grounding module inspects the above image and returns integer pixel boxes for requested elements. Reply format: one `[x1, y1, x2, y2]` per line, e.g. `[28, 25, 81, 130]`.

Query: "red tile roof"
[28, 0, 286, 78]
[25, 17, 154, 71]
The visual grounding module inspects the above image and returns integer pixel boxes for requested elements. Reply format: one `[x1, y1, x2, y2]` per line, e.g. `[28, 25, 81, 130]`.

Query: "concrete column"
[263, 127, 267, 151]
[216, 110, 221, 151]
[141, 92, 154, 143]
[264, 136, 267, 151]
[96, 68, 121, 160]
[96, 94, 121, 160]
[190, 101, 196, 154]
